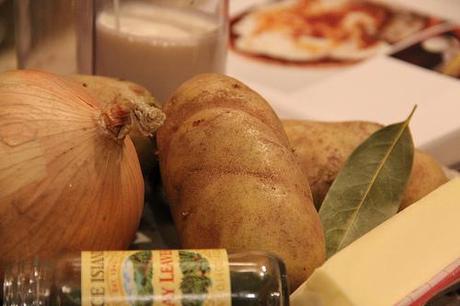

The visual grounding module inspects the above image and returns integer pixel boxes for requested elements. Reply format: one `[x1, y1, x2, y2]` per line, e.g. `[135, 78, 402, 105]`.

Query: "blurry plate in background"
[227, 0, 446, 92]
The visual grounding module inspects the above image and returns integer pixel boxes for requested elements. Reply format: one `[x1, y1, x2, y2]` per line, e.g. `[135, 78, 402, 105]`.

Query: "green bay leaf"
[319, 108, 416, 258]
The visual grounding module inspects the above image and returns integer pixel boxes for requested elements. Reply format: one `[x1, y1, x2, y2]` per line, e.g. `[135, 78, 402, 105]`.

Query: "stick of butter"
[291, 178, 460, 306]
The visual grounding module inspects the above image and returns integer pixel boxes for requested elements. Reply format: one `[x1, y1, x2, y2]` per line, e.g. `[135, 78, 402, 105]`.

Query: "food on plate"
[157, 73, 325, 289]
[0, 70, 164, 268]
[69, 75, 163, 174]
[291, 178, 460, 306]
[283, 120, 448, 209]
[231, 0, 432, 65]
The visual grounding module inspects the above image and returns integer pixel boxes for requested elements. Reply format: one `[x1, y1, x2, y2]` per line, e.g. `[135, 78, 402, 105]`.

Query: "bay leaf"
[319, 108, 416, 258]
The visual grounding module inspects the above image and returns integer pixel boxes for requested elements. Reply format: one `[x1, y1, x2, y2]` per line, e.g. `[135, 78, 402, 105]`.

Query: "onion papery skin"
[0, 70, 144, 266]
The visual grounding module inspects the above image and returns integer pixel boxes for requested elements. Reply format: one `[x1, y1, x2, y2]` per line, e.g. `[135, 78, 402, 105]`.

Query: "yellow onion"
[0, 70, 165, 266]
[68, 75, 161, 176]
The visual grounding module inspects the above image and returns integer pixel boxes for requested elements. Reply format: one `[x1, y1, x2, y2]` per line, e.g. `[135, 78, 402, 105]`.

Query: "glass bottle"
[2, 250, 289, 306]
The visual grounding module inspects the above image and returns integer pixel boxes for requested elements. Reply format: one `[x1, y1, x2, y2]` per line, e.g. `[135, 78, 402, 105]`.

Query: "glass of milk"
[94, 0, 228, 103]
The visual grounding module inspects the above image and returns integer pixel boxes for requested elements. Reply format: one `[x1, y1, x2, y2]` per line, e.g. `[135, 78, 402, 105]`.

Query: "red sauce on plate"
[230, 0, 431, 67]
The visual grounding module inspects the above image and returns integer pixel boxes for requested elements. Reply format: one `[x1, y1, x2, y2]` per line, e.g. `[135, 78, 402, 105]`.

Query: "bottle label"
[81, 249, 231, 306]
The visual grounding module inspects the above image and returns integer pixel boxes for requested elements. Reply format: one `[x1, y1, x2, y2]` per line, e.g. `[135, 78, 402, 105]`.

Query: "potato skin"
[400, 151, 449, 210]
[69, 75, 161, 109]
[283, 120, 448, 210]
[158, 74, 325, 289]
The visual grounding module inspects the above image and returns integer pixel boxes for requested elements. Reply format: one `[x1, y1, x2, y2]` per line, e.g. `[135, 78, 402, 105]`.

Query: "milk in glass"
[95, 1, 227, 103]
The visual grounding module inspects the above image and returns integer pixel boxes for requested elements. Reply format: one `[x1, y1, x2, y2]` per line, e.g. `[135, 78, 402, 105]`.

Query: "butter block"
[291, 179, 460, 306]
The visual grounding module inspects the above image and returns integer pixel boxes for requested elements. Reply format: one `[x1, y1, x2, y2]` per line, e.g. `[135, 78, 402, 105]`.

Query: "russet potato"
[283, 120, 448, 210]
[158, 74, 325, 290]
